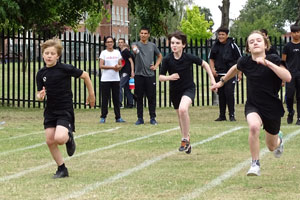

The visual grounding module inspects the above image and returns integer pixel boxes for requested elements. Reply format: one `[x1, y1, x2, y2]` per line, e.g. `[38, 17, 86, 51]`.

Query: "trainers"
[229, 116, 236, 121]
[215, 117, 227, 121]
[296, 118, 300, 125]
[287, 110, 294, 124]
[116, 118, 126, 123]
[247, 161, 260, 176]
[66, 131, 76, 157]
[274, 131, 283, 158]
[53, 167, 69, 179]
[179, 139, 191, 152]
[135, 118, 144, 125]
[99, 118, 106, 123]
[150, 118, 158, 125]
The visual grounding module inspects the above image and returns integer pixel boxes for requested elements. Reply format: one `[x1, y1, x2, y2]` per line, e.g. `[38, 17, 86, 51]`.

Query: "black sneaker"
[287, 110, 294, 124]
[179, 139, 191, 153]
[215, 117, 227, 121]
[66, 131, 76, 156]
[229, 116, 236, 121]
[53, 167, 69, 179]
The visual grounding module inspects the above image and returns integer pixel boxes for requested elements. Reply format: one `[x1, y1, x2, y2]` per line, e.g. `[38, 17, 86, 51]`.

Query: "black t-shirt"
[160, 52, 203, 92]
[36, 63, 83, 110]
[282, 42, 300, 76]
[209, 43, 226, 73]
[266, 45, 278, 55]
[120, 48, 133, 75]
[237, 54, 284, 119]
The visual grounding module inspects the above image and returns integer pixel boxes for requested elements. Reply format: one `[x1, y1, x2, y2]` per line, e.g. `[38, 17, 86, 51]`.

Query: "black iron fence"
[0, 29, 287, 108]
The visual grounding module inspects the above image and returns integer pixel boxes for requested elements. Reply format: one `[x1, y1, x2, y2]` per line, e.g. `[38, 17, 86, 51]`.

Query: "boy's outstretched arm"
[80, 71, 95, 107]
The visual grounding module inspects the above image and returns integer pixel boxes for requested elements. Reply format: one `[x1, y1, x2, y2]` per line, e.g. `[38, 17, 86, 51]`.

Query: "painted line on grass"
[0, 127, 120, 156]
[0, 127, 180, 182]
[58, 126, 243, 200]
[179, 129, 300, 200]
[0, 131, 44, 141]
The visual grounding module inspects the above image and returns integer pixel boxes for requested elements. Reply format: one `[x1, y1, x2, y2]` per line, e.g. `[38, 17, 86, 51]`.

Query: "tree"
[0, 0, 112, 37]
[230, 0, 285, 38]
[179, 6, 213, 42]
[219, 0, 230, 28]
[281, 0, 300, 25]
[199, 7, 214, 30]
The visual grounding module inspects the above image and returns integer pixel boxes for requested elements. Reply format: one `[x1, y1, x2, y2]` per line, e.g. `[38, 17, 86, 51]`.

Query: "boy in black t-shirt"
[282, 25, 300, 124]
[212, 31, 291, 176]
[36, 38, 95, 178]
[159, 31, 215, 154]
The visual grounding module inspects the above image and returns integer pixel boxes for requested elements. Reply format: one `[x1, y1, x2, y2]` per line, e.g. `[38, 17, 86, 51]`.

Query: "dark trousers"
[119, 73, 133, 106]
[216, 75, 236, 118]
[101, 81, 121, 119]
[134, 75, 156, 119]
[286, 75, 300, 118]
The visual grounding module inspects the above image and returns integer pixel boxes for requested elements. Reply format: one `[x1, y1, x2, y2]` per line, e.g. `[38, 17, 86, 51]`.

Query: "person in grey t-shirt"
[132, 27, 163, 125]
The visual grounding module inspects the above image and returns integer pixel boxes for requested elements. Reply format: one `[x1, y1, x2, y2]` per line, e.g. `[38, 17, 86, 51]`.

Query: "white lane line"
[0, 131, 44, 141]
[179, 129, 300, 200]
[0, 127, 120, 156]
[0, 127, 180, 182]
[58, 127, 243, 200]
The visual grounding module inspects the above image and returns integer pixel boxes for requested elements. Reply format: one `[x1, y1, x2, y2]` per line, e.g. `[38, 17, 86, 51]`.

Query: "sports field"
[0, 105, 299, 200]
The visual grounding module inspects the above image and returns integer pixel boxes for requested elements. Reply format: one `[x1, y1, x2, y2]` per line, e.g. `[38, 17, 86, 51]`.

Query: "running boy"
[159, 31, 216, 153]
[211, 31, 291, 176]
[36, 38, 95, 178]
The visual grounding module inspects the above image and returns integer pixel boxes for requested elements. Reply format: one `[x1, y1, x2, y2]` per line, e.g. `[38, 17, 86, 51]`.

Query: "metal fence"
[0, 29, 286, 108]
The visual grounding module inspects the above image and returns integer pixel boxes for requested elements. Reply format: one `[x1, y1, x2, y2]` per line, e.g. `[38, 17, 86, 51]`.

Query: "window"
[120, 7, 124, 25]
[112, 6, 116, 25]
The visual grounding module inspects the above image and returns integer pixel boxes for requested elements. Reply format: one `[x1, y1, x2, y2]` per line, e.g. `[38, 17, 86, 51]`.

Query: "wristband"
[220, 77, 225, 83]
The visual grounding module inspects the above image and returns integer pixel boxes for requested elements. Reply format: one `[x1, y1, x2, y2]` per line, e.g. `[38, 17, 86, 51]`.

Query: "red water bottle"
[129, 78, 135, 90]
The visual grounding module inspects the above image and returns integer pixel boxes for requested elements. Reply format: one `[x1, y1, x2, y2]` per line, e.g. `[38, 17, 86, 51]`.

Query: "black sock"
[58, 163, 66, 170]
[252, 160, 260, 166]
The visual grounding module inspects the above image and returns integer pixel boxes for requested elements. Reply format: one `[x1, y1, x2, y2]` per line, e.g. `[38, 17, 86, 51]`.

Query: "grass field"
[0, 105, 300, 200]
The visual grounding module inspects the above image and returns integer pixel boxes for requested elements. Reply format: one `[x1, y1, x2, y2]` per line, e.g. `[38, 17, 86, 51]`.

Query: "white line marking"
[0, 127, 120, 156]
[179, 129, 300, 200]
[0, 131, 44, 141]
[58, 127, 243, 200]
[0, 127, 180, 182]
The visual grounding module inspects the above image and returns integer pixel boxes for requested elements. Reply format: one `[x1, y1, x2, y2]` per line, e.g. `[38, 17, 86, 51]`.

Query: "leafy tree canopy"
[179, 6, 213, 42]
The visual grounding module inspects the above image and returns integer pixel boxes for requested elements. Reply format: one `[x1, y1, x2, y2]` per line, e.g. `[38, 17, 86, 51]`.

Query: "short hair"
[41, 38, 63, 57]
[290, 25, 300, 32]
[216, 27, 229, 34]
[140, 27, 150, 33]
[104, 36, 114, 43]
[260, 29, 268, 36]
[168, 31, 187, 46]
[245, 30, 270, 53]
[118, 38, 125, 43]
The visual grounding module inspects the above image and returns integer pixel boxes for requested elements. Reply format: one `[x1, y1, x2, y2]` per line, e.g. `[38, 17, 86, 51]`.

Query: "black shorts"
[245, 103, 280, 135]
[44, 108, 75, 132]
[170, 87, 195, 109]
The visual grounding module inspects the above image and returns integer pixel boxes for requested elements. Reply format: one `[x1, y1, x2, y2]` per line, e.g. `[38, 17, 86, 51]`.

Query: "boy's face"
[217, 32, 228, 44]
[42, 46, 59, 67]
[139, 30, 150, 42]
[118, 40, 125, 48]
[291, 31, 300, 40]
[247, 33, 266, 54]
[170, 36, 185, 54]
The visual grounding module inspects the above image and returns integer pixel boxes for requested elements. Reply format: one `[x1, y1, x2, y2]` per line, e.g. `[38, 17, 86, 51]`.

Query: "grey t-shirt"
[133, 41, 161, 77]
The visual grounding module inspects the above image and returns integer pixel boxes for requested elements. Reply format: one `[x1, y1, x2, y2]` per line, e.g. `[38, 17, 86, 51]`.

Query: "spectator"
[131, 27, 163, 125]
[260, 29, 279, 55]
[118, 38, 134, 108]
[99, 36, 125, 123]
[209, 27, 242, 122]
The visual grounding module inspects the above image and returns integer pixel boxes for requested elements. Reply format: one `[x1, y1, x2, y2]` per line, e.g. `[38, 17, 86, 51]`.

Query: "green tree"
[199, 7, 214, 30]
[0, 0, 111, 36]
[281, 0, 300, 25]
[230, 0, 285, 38]
[179, 6, 213, 42]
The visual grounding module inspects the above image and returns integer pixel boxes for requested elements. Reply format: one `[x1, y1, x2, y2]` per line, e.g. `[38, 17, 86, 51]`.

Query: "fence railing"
[0, 29, 286, 108]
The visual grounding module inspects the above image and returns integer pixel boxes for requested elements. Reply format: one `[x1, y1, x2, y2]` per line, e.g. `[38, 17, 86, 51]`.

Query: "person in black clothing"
[159, 31, 215, 154]
[209, 27, 242, 121]
[282, 25, 300, 125]
[36, 38, 95, 178]
[260, 29, 279, 55]
[211, 30, 291, 176]
[118, 38, 134, 108]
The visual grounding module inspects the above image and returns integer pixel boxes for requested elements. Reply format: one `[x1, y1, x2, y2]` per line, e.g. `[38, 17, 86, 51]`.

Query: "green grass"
[0, 105, 299, 200]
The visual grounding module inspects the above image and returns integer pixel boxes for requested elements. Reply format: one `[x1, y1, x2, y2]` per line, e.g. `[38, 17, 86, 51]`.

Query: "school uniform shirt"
[36, 63, 83, 110]
[99, 49, 122, 82]
[160, 52, 203, 92]
[282, 42, 300, 76]
[237, 54, 284, 119]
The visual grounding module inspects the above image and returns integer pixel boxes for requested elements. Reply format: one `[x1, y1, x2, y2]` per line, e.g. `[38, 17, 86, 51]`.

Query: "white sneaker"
[247, 161, 260, 176]
[274, 131, 283, 158]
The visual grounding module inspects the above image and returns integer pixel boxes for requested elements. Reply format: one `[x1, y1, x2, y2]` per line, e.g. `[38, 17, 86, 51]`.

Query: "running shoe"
[179, 138, 191, 152]
[274, 131, 283, 158]
[247, 161, 260, 176]
[53, 167, 69, 179]
[66, 131, 76, 157]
